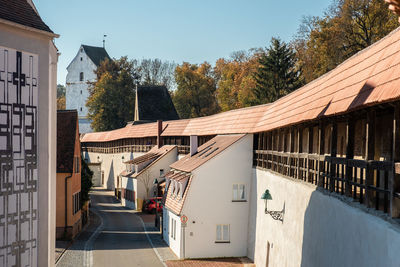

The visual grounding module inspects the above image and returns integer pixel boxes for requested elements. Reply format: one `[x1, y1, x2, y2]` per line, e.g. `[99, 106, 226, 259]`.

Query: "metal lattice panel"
[0, 46, 38, 267]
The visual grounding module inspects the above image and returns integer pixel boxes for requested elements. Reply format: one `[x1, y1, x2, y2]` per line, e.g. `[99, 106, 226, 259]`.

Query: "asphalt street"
[90, 188, 164, 267]
[57, 188, 165, 267]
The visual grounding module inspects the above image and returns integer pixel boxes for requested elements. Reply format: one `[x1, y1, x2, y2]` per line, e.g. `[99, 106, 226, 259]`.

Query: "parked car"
[143, 197, 163, 213]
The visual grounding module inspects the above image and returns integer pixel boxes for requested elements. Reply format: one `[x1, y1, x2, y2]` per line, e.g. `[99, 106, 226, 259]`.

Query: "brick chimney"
[157, 120, 163, 148]
[190, 135, 198, 156]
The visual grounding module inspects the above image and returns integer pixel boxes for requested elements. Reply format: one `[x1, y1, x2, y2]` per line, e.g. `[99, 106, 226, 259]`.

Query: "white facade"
[0, 19, 58, 267]
[121, 147, 178, 210]
[248, 168, 400, 267]
[163, 134, 254, 259]
[66, 46, 97, 133]
[84, 150, 144, 190]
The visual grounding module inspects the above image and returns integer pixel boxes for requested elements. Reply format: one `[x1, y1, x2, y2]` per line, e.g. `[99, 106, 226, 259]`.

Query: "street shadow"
[68, 189, 170, 251]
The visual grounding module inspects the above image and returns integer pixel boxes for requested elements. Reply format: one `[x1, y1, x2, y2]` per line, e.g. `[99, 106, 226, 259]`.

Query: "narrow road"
[90, 188, 164, 267]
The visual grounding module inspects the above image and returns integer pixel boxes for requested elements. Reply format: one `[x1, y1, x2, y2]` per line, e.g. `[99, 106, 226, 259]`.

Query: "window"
[80, 90, 82, 94]
[80, 57, 83, 61]
[216, 224, 230, 243]
[73, 192, 81, 215]
[80, 107, 82, 112]
[74, 156, 80, 173]
[232, 184, 246, 201]
[170, 218, 176, 240]
[80, 72, 84, 81]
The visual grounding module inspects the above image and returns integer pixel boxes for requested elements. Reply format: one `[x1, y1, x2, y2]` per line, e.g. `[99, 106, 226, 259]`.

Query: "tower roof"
[135, 85, 179, 123]
[81, 45, 111, 66]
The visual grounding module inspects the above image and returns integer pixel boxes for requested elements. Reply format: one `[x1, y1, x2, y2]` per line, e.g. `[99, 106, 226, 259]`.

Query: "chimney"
[190, 135, 198, 156]
[157, 120, 163, 148]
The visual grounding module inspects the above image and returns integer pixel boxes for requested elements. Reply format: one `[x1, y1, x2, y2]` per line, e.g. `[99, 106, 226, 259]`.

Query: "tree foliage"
[57, 84, 66, 110]
[172, 62, 219, 118]
[252, 38, 302, 105]
[133, 59, 176, 89]
[86, 57, 138, 132]
[214, 50, 261, 111]
[80, 158, 93, 207]
[294, 0, 398, 83]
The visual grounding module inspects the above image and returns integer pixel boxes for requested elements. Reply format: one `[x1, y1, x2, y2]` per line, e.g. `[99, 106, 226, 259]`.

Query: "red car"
[143, 197, 163, 213]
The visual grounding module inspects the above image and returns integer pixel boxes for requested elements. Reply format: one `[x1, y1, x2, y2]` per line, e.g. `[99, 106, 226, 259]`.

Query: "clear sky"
[35, 0, 332, 85]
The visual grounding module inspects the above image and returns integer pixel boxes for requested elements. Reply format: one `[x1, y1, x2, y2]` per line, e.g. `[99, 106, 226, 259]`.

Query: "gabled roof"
[136, 86, 179, 122]
[82, 45, 111, 66]
[0, 0, 53, 33]
[121, 145, 177, 178]
[170, 134, 246, 172]
[57, 110, 78, 173]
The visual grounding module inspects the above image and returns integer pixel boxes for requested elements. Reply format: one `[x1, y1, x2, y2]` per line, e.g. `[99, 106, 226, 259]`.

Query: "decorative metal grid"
[0, 46, 38, 267]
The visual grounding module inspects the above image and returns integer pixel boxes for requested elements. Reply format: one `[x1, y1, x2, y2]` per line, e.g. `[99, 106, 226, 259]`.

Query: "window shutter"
[239, 184, 245, 200]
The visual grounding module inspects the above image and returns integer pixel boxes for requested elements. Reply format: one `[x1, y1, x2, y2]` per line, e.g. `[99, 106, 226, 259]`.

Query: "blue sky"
[35, 0, 332, 85]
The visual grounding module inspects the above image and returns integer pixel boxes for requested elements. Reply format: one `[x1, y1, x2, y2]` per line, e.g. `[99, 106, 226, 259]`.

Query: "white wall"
[163, 209, 183, 258]
[0, 23, 57, 267]
[66, 46, 97, 133]
[135, 147, 178, 201]
[249, 168, 400, 267]
[178, 134, 253, 259]
[84, 151, 145, 190]
[121, 176, 137, 209]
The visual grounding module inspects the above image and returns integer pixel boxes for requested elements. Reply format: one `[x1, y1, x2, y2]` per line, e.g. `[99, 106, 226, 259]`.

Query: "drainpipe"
[64, 174, 73, 237]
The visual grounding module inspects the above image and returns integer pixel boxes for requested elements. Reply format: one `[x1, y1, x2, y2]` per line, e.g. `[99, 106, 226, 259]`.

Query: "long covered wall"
[81, 27, 400, 266]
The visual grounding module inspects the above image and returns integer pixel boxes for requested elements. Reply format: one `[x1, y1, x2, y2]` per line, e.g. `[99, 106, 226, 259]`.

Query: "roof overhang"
[0, 18, 59, 38]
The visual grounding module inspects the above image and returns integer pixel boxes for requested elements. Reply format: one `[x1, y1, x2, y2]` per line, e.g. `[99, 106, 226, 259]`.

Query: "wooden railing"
[82, 144, 191, 155]
[254, 150, 398, 215]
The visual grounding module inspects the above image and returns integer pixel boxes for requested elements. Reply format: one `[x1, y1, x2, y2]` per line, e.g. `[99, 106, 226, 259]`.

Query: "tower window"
[80, 72, 84, 81]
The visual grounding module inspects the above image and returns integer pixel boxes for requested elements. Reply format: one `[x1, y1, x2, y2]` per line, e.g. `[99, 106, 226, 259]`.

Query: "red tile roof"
[170, 134, 246, 172]
[57, 110, 78, 173]
[81, 27, 400, 143]
[121, 145, 177, 178]
[164, 172, 192, 215]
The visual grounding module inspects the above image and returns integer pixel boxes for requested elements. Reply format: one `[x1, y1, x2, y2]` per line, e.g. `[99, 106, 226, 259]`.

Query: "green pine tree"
[253, 38, 302, 104]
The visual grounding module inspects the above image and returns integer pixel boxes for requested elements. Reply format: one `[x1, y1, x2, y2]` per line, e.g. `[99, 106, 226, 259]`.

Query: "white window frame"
[216, 224, 230, 243]
[232, 183, 246, 201]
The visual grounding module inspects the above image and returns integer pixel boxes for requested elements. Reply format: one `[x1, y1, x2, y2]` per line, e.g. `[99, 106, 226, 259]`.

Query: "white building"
[66, 45, 110, 133]
[120, 145, 178, 210]
[163, 134, 253, 259]
[0, 0, 58, 266]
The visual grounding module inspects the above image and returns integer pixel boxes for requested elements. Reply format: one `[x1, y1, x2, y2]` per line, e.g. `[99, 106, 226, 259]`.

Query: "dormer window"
[80, 72, 84, 81]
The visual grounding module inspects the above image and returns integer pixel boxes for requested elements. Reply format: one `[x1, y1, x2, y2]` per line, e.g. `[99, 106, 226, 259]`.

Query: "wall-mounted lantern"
[261, 189, 285, 222]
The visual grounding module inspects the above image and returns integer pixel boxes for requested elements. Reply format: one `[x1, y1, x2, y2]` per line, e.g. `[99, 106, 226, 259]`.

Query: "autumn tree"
[294, 0, 398, 83]
[86, 57, 138, 131]
[214, 49, 261, 111]
[133, 59, 176, 89]
[172, 62, 219, 118]
[57, 84, 66, 110]
[253, 38, 302, 105]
